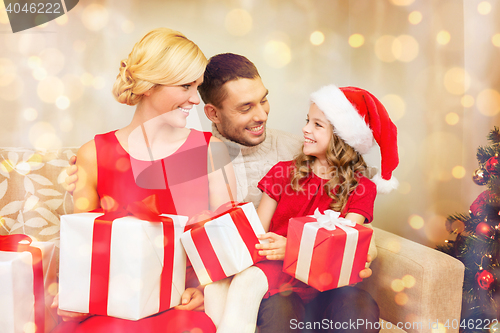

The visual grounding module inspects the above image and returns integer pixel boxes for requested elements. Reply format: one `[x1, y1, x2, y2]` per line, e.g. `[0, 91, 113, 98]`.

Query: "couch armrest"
[357, 227, 464, 333]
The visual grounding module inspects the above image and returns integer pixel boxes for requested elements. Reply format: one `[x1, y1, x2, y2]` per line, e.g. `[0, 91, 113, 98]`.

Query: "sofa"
[0, 147, 465, 333]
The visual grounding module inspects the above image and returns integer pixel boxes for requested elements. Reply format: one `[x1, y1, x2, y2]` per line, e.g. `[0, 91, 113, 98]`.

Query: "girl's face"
[145, 75, 204, 128]
[302, 103, 333, 161]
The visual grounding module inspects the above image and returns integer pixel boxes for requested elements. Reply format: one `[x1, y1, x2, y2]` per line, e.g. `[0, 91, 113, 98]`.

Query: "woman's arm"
[73, 140, 100, 213]
[52, 140, 100, 321]
[207, 137, 237, 210]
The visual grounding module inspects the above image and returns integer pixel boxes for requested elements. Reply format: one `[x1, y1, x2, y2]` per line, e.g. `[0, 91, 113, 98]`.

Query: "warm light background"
[1, 0, 499, 247]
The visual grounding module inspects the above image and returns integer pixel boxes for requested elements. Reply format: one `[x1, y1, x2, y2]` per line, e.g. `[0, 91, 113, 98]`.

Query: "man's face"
[215, 77, 270, 147]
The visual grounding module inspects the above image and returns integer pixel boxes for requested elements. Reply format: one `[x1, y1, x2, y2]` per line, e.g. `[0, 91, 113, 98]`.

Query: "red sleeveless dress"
[53, 129, 216, 333]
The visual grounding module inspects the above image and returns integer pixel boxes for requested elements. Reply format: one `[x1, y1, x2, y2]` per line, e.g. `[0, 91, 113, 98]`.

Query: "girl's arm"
[345, 212, 375, 279]
[255, 193, 287, 260]
[207, 137, 237, 210]
[256, 192, 277, 232]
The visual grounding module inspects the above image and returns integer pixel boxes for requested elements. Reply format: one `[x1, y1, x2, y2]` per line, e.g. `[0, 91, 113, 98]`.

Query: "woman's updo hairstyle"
[112, 28, 207, 106]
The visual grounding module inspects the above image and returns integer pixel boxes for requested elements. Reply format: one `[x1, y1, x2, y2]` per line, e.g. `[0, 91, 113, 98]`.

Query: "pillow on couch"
[0, 148, 77, 249]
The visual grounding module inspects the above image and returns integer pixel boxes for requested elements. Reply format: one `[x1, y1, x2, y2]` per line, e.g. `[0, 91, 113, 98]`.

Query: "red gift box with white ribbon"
[283, 209, 373, 291]
[59, 196, 188, 320]
[180, 202, 266, 285]
[0, 234, 58, 333]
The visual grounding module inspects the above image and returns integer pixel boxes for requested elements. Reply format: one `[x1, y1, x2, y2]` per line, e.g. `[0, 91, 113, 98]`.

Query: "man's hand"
[174, 287, 204, 311]
[358, 254, 373, 279]
[51, 293, 91, 322]
[256, 232, 286, 260]
[64, 155, 78, 194]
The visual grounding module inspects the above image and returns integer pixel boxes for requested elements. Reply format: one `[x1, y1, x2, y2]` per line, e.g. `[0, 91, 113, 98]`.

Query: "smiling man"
[198, 53, 380, 333]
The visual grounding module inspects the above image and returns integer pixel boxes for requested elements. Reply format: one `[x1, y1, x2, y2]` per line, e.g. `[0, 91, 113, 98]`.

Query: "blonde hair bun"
[112, 27, 207, 106]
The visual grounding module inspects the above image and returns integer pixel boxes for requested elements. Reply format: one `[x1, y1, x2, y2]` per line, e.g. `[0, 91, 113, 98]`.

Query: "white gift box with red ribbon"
[180, 202, 267, 285]
[59, 211, 188, 320]
[0, 236, 58, 333]
[284, 209, 373, 291]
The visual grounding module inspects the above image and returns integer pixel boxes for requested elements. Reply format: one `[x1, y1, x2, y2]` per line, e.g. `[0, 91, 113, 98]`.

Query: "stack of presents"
[1, 197, 372, 332]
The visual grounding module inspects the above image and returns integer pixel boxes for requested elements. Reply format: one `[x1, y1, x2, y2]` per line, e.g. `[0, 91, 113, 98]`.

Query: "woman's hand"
[174, 287, 204, 311]
[256, 232, 287, 260]
[51, 293, 91, 322]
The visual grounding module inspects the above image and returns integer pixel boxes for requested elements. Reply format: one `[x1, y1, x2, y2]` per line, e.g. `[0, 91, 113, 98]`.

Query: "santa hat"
[310, 84, 399, 193]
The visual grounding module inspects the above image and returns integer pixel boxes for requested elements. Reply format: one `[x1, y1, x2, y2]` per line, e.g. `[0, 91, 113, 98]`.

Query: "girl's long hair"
[290, 128, 368, 213]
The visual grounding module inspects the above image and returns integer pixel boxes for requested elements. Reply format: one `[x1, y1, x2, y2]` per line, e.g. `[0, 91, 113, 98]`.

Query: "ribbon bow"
[313, 208, 356, 230]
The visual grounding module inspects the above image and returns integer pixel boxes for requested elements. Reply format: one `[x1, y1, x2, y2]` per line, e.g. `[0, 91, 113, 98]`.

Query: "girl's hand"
[174, 287, 204, 311]
[256, 232, 287, 260]
[359, 254, 373, 279]
[51, 293, 91, 322]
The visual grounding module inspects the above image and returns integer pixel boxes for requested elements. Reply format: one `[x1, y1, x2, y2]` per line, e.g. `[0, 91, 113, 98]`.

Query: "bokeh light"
[225, 9, 252, 36]
[445, 112, 459, 125]
[56, 96, 70, 110]
[73, 40, 86, 53]
[263, 40, 291, 68]
[18, 34, 46, 55]
[478, 1, 492, 15]
[476, 89, 500, 116]
[409, 214, 424, 229]
[492, 34, 500, 47]
[0, 77, 23, 101]
[29, 122, 62, 149]
[390, 0, 415, 5]
[55, 14, 68, 25]
[63, 74, 85, 102]
[37, 76, 64, 103]
[0, 58, 16, 86]
[23, 108, 38, 121]
[310, 31, 325, 46]
[452, 165, 466, 179]
[93, 76, 106, 89]
[75, 197, 90, 212]
[394, 292, 408, 305]
[82, 4, 109, 31]
[391, 279, 405, 292]
[424, 215, 448, 243]
[39, 48, 65, 75]
[398, 181, 411, 194]
[443, 67, 471, 95]
[33, 68, 47, 81]
[387, 240, 401, 253]
[381, 94, 405, 121]
[431, 323, 447, 333]
[48, 282, 59, 296]
[23, 321, 36, 333]
[348, 34, 364, 48]
[59, 117, 74, 132]
[402, 275, 416, 288]
[436, 31, 451, 45]
[122, 20, 134, 34]
[0, 3, 8, 25]
[408, 11, 422, 25]
[393, 35, 419, 62]
[420, 131, 462, 182]
[375, 35, 397, 62]
[81, 73, 94, 86]
[461, 94, 474, 108]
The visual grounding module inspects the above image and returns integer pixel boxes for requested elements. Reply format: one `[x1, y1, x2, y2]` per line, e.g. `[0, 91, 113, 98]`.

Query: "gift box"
[0, 234, 58, 333]
[181, 202, 266, 285]
[58, 196, 188, 321]
[283, 209, 373, 292]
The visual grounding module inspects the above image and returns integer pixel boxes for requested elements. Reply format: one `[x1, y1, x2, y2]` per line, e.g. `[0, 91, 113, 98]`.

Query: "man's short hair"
[198, 53, 260, 108]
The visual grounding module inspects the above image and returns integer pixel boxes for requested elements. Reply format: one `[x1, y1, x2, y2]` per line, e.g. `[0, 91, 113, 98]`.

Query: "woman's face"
[302, 103, 333, 161]
[146, 75, 204, 128]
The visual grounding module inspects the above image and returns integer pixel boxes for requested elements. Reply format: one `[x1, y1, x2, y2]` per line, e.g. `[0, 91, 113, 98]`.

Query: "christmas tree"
[437, 127, 500, 332]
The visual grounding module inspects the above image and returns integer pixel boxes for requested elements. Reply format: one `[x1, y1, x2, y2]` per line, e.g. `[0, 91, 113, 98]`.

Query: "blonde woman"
[52, 28, 235, 333]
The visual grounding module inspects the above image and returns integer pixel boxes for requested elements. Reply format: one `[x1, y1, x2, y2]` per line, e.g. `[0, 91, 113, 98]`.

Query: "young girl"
[52, 27, 236, 333]
[208, 84, 398, 333]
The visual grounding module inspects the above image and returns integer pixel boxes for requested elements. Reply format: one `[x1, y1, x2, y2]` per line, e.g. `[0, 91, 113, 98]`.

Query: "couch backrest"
[0, 148, 78, 250]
